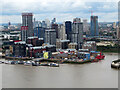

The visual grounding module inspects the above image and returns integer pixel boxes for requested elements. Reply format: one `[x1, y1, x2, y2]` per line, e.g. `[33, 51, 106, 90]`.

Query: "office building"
[113, 22, 116, 29]
[73, 18, 81, 23]
[65, 21, 72, 41]
[71, 18, 83, 49]
[33, 21, 42, 29]
[34, 26, 45, 39]
[90, 16, 99, 36]
[27, 36, 44, 46]
[45, 29, 56, 45]
[83, 19, 89, 33]
[45, 19, 51, 28]
[13, 41, 26, 57]
[28, 46, 46, 58]
[118, 2, 120, 39]
[117, 26, 119, 39]
[56, 39, 70, 49]
[68, 43, 78, 49]
[21, 13, 33, 41]
[41, 21, 47, 28]
[58, 24, 66, 40]
[51, 24, 59, 38]
[82, 41, 97, 51]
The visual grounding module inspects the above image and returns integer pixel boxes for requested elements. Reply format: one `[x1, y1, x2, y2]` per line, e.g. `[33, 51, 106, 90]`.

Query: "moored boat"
[32, 61, 40, 66]
[24, 61, 32, 66]
[50, 63, 59, 67]
[5, 61, 10, 64]
[111, 59, 120, 69]
[18, 61, 24, 64]
[0, 61, 2, 64]
[11, 61, 16, 64]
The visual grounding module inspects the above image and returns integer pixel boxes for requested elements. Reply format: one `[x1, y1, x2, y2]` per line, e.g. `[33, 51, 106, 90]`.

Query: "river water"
[0, 53, 118, 88]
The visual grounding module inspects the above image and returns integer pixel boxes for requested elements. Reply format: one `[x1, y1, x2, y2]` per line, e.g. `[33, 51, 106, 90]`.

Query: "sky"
[0, 0, 119, 24]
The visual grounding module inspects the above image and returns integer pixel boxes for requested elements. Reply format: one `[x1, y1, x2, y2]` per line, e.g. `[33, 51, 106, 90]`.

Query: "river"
[0, 53, 118, 88]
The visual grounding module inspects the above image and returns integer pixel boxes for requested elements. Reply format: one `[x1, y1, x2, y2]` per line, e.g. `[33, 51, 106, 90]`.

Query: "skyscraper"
[90, 16, 99, 36]
[71, 18, 83, 49]
[118, 1, 120, 39]
[65, 21, 72, 41]
[58, 24, 66, 40]
[45, 19, 51, 28]
[21, 13, 33, 41]
[83, 19, 89, 32]
[51, 24, 58, 38]
[45, 29, 56, 45]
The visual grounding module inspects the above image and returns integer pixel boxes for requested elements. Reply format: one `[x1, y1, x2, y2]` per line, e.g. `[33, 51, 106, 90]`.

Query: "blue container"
[85, 53, 90, 60]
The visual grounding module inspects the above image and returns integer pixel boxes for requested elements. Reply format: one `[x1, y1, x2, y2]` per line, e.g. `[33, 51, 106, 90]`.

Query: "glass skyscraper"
[90, 16, 99, 37]
[65, 21, 72, 41]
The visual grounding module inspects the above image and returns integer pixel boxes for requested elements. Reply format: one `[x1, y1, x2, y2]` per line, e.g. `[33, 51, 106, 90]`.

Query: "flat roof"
[38, 38, 44, 40]
[26, 44, 33, 47]
[27, 36, 38, 39]
[22, 13, 33, 16]
[30, 46, 46, 50]
[45, 29, 55, 32]
[46, 45, 56, 48]
[69, 43, 77, 45]
[60, 40, 70, 42]
[14, 41, 26, 44]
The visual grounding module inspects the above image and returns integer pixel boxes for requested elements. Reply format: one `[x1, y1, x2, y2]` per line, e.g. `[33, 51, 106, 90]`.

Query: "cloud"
[0, 0, 119, 23]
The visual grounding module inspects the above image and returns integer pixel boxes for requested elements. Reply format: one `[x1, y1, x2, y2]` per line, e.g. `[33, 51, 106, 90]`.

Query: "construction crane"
[90, 10, 93, 16]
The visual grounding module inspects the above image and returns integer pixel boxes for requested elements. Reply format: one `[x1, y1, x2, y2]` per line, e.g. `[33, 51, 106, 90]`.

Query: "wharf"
[4, 57, 101, 64]
[35, 58, 94, 64]
[5, 56, 32, 60]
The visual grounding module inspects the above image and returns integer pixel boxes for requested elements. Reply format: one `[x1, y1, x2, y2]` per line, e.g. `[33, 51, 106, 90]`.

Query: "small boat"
[24, 61, 32, 66]
[18, 61, 24, 64]
[50, 63, 59, 67]
[1, 61, 4, 63]
[111, 59, 120, 69]
[5, 61, 9, 64]
[11, 61, 16, 64]
[32, 62, 40, 66]
[0, 61, 2, 64]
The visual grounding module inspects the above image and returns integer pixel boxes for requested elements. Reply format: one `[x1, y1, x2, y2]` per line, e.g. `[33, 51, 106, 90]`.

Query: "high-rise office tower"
[45, 29, 56, 45]
[65, 21, 72, 41]
[90, 16, 99, 36]
[71, 18, 83, 49]
[83, 19, 89, 32]
[58, 24, 66, 40]
[51, 24, 58, 38]
[21, 13, 33, 41]
[45, 19, 51, 28]
[118, 1, 120, 39]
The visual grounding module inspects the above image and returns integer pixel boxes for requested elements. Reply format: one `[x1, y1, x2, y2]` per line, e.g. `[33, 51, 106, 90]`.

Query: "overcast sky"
[0, 0, 119, 24]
